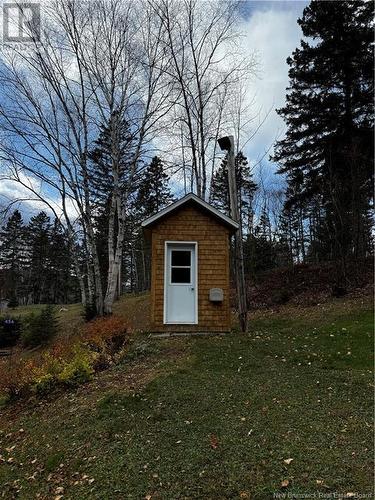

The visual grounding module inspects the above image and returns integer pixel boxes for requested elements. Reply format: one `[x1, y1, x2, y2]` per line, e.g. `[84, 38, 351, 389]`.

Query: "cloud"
[239, 3, 305, 169]
[0, 172, 79, 222]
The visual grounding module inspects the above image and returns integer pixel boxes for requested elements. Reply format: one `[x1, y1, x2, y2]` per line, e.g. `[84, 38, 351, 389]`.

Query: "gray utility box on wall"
[209, 288, 224, 302]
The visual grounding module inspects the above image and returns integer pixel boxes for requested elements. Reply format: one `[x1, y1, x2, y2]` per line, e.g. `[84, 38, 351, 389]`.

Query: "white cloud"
[0, 172, 79, 222]
[239, 3, 305, 169]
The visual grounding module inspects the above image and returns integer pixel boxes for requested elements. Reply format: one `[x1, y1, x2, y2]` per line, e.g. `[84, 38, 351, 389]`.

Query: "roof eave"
[141, 193, 239, 231]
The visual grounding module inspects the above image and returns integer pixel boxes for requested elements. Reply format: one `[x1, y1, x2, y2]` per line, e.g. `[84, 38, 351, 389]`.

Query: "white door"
[164, 243, 197, 324]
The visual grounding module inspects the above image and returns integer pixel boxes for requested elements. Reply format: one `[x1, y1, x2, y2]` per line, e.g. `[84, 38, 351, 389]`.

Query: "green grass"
[3, 302, 85, 339]
[0, 297, 373, 499]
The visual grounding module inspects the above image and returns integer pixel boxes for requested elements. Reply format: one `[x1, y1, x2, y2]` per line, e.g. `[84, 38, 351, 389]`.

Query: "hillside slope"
[0, 295, 373, 499]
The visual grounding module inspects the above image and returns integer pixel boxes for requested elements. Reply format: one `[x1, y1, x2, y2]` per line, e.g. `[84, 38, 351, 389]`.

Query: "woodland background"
[0, 0, 373, 313]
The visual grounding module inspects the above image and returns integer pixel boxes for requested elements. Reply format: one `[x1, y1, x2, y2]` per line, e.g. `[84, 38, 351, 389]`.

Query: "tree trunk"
[104, 196, 125, 314]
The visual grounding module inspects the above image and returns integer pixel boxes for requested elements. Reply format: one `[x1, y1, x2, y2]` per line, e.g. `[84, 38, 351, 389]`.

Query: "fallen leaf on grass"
[281, 479, 289, 488]
[210, 434, 219, 449]
[283, 458, 293, 465]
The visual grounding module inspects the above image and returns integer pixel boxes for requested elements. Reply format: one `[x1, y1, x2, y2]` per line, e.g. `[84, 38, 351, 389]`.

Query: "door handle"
[191, 287, 194, 291]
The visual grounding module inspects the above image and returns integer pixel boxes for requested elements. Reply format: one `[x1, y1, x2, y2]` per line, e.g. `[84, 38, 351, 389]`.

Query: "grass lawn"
[0, 296, 373, 499]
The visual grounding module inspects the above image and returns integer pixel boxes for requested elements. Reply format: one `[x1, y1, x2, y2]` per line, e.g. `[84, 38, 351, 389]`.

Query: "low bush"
[83, 315, 128, 347]
[271, 288, 291, 305]
[0, 353, 36, 398]
[21, 305, 59, 347]
[0, 313, 130, 401]
[32, 345, 97, 392]
[32, 373, 56, 394]
[58, 346, 96, 386]
[126, 341, 160, 362]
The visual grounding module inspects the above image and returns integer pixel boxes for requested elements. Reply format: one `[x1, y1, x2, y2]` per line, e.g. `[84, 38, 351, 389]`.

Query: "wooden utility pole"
[218, 135, 248, 332]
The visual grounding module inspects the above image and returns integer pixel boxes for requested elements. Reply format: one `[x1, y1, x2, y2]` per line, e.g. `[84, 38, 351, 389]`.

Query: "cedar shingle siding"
[150, 204, 231, 332]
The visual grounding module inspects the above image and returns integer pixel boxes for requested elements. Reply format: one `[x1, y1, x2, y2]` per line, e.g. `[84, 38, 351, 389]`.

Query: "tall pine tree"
[0, 210, 28, 304]
[25, 212, 51, 303]
[89, 110, 137, 211]
[273, 1, 374, 269]
[129, 156, 173, 291]
[210, 151, 257, 235]
[47, 219, 78, 303]
[135, 156, 173, 218]
[88, 111, 138, 290]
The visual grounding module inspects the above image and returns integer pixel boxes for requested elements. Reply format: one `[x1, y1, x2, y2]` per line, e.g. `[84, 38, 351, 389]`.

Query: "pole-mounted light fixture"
[217, 134, 247, 332]
[217, 135, 233, 152]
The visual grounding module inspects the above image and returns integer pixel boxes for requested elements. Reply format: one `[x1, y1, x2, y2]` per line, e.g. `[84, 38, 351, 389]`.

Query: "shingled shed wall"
[150, 203, 231, 332]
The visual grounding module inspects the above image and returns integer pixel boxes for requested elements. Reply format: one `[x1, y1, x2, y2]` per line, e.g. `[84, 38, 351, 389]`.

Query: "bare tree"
[152, 0, 255, 199]
[0, 0, 258, 315]
[0, 0, 173, 314]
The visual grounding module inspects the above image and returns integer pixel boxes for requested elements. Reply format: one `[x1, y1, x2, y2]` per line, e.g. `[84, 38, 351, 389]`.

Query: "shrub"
[58, 346, 96, 386]
[126, 341, 160, 362]
[0, 312, 130, 401]
[271, 288, 291, 305]
[0, 353, 35, 398]
[83, 315, 128, 348]
[0, 317, 21, 348]
[21, 305, 59, 347]
[32, 373, 56, 394]
[31, 345, 97, 392]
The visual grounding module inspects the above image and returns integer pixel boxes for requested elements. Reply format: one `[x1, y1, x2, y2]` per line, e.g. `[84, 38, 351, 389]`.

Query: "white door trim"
[163, 241, 198, 325]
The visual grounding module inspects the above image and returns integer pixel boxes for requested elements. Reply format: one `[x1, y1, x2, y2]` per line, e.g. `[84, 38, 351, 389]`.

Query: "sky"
[239, 0, 307, 188]
[0, 0, 308, 221]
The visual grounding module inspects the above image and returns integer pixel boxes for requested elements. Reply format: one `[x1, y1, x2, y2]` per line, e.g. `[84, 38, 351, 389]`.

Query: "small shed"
[141, 193, 238, 333]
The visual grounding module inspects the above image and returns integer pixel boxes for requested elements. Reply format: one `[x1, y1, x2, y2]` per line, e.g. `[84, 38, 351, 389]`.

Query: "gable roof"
[141, 193, 239, 231]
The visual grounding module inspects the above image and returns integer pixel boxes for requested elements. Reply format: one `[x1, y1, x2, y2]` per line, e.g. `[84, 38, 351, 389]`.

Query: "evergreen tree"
[88, 111, 138, 290]
[129, 156, 173, 291]
[48, 219, 78, 303]
[210, 152, 258, 281]
[210, 151, 257, 234]
[273, 1, 374, 265]
[89, 110, 136, 211]
[136, 156, 173, 218]
[26, 212, 51, 303]
[0, 210, 28, 303]
[252, 207, 275, 272]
